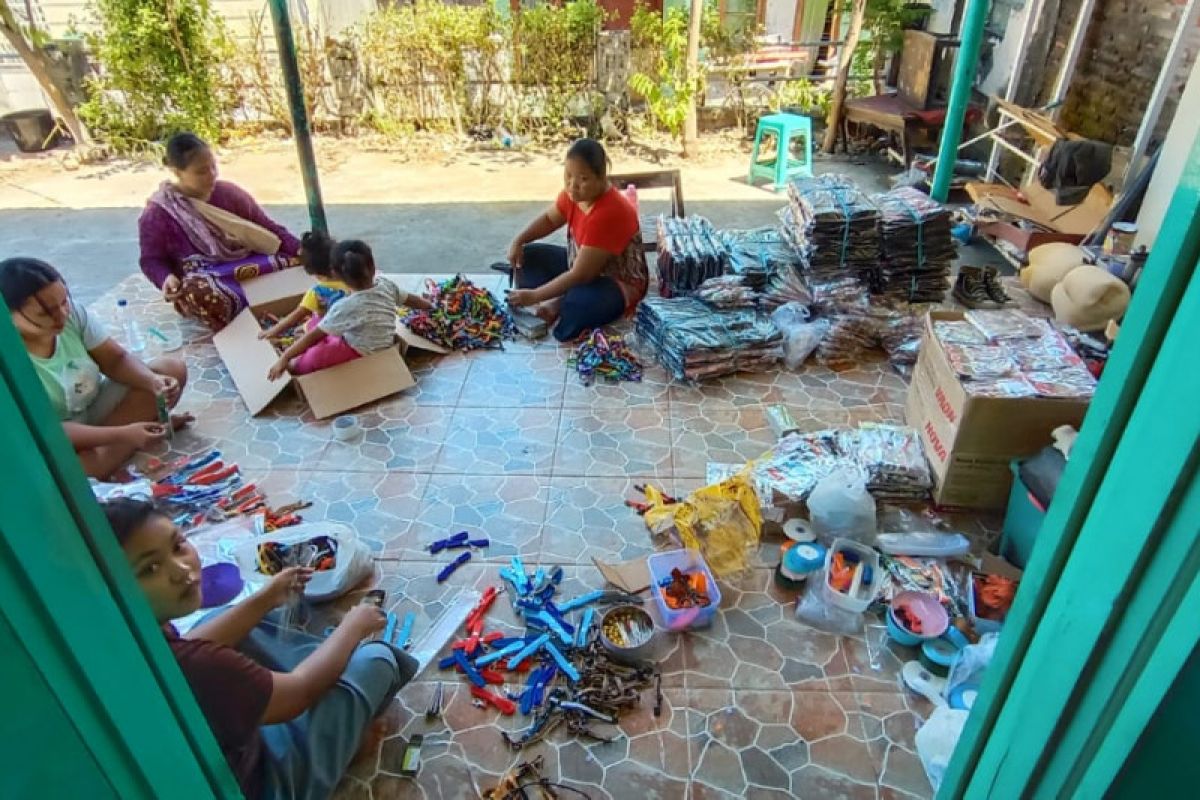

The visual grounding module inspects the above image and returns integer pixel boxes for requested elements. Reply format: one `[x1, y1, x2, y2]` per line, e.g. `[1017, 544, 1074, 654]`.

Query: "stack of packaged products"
[749, 424, 933, 505]
[722, 227, 803, 292]
[694, 275, 758, 309]
[783, 173, 882, 299]
[635, 296, 782, 382]
[655, 215, 729, 297]
[873, 186, 954, 303]
[935, 310, 1097, 399]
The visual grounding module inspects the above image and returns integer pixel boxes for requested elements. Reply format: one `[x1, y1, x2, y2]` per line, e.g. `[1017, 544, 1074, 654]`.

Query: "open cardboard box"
[966, 180, 1112, 259]
[213, 269, 448, 419]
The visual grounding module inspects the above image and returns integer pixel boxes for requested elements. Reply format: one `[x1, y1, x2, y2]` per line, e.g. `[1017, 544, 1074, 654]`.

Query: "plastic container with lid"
[823, 538, 881, 613]
[647, 548, 721, 631]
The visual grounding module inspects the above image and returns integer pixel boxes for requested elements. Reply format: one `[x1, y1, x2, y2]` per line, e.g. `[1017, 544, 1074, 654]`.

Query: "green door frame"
[0, 305, 241, 797]
[939, 117, 1200, 795]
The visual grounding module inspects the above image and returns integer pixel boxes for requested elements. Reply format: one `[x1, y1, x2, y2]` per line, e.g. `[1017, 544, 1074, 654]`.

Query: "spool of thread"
[919, 638, 959, 677]
[783, 518, 817, 543]
[781, 542, 825, 580]
[332, 415, 361, 441]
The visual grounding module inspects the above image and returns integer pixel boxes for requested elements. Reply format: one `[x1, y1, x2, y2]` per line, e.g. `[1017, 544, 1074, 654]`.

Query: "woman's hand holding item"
[162, 274, 182, 302]
[340, 604, 387, 641]
[506, 288, 537, 308]
[121, 421, 168, 449]
[154, 374, 182, 405]
[259, 566, 313, 609]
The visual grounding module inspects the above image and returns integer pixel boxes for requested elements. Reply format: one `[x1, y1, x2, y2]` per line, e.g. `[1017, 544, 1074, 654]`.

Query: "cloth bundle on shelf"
[655, 215, 729, 297]
[874, 187, 954, 303]
[635, 296, 782, 382]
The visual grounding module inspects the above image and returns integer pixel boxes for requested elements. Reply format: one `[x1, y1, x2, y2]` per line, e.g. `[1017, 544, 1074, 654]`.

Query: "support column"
[930, 0, 991, 202]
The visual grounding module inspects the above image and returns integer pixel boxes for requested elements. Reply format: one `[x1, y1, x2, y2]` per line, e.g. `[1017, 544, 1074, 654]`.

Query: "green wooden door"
[939, 105, 1200, 797]
[0, 306, 240, 798]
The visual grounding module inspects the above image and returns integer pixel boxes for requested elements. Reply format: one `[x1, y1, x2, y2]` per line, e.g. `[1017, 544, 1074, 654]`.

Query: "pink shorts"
[291, 334, 361, 375]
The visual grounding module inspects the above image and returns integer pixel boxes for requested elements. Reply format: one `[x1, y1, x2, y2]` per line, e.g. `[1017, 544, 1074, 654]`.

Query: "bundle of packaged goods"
[874, 186, 954, 303]
[635, 296, 782, 382]
[721, 227, 804, 293]
[655, 215, 729, 297]
[784, 173, 882, 297]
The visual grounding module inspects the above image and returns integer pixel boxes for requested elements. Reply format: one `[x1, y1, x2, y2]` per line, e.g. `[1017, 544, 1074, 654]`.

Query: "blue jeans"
[230, 618, 417, 800]
[518, 243, 626, 341]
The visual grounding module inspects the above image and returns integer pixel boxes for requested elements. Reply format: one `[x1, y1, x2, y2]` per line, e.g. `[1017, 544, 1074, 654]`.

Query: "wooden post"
[822, 0, 867, 154]
[0, 0, 91, 146]
[683, 0, 704, 158]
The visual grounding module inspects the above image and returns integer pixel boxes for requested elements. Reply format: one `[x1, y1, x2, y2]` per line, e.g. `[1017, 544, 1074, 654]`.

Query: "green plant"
[629, 4, 701, 136]
[80, 0, 235, 151]
[511, 0, 606, 135]
[863, 0, 930, 92]
[769, 78, 831, 117]
[229, 7, 330, 133]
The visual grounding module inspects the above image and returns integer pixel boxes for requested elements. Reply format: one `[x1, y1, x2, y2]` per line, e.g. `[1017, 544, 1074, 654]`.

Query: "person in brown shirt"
[103, 499, 417, 799]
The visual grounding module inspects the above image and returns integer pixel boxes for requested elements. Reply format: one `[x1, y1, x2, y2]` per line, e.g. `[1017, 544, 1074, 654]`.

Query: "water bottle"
[117, 298, 145, 353]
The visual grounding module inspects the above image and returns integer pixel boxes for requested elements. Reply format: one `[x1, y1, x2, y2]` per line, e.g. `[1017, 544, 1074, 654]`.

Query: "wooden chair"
[608, 169, 686, 252]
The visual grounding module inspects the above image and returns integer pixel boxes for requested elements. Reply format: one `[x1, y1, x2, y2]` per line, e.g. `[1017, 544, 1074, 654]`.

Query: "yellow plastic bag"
[643, 476, 762, 578]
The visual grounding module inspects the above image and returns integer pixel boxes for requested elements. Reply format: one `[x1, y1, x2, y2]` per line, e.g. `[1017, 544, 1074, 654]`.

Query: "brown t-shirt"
[164, 624, 273, 798]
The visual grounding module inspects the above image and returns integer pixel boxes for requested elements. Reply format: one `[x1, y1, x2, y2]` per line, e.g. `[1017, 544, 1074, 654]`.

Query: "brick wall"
[1036, 0, 1200, 146]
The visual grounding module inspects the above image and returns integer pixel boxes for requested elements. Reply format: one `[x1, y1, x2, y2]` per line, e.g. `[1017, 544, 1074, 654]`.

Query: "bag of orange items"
[642, 474, 762, 578]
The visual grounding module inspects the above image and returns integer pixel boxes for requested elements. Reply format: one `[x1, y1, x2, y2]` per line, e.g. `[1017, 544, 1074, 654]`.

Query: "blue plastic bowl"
[886, 606, 924, 646]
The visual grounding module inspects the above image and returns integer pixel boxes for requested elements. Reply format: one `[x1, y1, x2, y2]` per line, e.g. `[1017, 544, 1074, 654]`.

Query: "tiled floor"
[104, 273, 1003, 800]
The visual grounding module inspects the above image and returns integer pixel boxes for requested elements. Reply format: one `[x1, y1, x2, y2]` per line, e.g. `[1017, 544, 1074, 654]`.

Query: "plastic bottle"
[117, 298, 145, 353]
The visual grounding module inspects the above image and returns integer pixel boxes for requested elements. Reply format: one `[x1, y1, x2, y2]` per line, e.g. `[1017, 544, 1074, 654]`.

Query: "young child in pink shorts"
[267, 240, 433, 380]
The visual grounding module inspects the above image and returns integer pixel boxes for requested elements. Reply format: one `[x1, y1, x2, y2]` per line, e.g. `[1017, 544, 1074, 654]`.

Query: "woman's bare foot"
[171, 412, 195, 432]
[533, 298, 561, 324]
[352, 716, 389, 765]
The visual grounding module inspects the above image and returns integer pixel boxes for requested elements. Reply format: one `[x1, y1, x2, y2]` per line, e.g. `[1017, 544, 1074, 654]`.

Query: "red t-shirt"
[556, 187, 647, 310]
[165, 624, 273, 798]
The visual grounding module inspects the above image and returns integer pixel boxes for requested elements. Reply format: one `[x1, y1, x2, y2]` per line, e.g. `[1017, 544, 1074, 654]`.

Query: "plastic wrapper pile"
[784, 174, 882, 298]
[641, 475, 763, 578]
[936, 310, 1097, 399]
[400, 275, 515, 351]
[568, 328, 643, 386]
[635, 296, 782, 382]
[655, 215, 728, 297]
[694, 275, 758, 309]
[722, 227, 804, 293]
[873, 186, 954, 303]
[750, 424, 933, 506]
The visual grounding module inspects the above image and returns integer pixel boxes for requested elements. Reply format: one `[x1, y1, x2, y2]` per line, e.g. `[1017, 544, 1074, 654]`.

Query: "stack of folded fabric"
[874, 187, 954, 302]
[655, 215, 728, 297]
[722, 227, 802, 292]
[635, 296, 782, 382]
[785, 174, 882, 297]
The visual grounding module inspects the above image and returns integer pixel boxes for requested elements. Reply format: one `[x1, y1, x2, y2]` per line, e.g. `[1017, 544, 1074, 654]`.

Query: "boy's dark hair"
[299, 231, 337, 278]
[0, 257, 63, 311]
[565, 138, 610, 178]
[163, 132, 209, 170]
[332, 240, 376, 289]
[102, 498, 164, 547]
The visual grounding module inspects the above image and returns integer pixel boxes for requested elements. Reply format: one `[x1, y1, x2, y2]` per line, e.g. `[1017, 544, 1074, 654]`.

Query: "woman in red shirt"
[505, 138, 648, 341]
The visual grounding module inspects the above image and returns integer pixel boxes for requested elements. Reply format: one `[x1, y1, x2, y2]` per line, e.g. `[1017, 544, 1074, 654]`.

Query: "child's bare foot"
[352, 716, 388, 765]
[533, 299, 561, 324]
[171, 413, 195, 431]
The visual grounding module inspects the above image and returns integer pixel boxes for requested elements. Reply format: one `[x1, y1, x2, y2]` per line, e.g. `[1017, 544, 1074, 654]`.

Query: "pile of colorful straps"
[400, 275, 515, 351]
[568, 328, 643, 386]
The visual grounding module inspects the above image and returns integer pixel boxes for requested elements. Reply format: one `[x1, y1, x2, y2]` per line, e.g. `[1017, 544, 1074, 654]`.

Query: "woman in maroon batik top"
[138, 132, 302, 331]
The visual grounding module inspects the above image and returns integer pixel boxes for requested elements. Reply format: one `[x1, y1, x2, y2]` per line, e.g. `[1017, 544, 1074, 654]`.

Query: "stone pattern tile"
[89, 274, 1028, 800]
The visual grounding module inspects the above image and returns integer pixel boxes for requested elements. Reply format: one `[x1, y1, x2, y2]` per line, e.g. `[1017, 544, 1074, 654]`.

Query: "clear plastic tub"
[648, 549, 721, 631]
[823, 538, 881, 613]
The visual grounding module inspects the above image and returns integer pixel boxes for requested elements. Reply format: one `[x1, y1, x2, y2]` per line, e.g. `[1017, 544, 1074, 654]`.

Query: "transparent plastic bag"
[807, 467, 877, 544]
[771, 302, 829, 370]
[915, 706, 970, 791]
[794, 573, 864, 634]
[232, 523, 374, 602]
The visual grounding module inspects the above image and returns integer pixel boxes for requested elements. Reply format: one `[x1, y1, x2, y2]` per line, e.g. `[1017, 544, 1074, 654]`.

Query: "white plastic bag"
[794, 573, 864, 634]
[771, 303, 829, 370]
[807, 467, 877, 544]
[915, 706, 969, 791]
[232, 523, 373, 602]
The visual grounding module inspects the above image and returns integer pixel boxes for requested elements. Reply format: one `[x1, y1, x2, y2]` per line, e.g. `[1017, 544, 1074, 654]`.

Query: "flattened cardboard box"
[214, 269, 448, 419]
[905, 310, 1090, 510]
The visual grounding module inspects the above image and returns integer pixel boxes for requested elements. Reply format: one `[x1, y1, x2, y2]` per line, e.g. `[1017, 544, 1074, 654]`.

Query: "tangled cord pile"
[400, 275, 515, 351]
[568, 328, 643, 386]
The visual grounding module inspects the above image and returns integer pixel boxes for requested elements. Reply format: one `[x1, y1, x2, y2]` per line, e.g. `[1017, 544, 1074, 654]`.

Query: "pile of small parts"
[255, 536, 337, 575]
[568, 328, 643, 386]
[400, 275, 515, 351]
[660, 567, 711, 610]
[434, 556, 658, 750]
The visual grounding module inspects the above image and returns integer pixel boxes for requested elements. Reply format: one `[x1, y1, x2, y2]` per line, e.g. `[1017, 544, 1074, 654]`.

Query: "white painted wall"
[979, 2, 1031, 96]
[763, 0, 796, 41]
[1134, 54, 1200, 248]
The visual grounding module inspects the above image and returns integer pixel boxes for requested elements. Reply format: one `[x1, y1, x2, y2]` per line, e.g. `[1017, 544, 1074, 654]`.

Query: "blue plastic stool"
[748, 113, 814, 190]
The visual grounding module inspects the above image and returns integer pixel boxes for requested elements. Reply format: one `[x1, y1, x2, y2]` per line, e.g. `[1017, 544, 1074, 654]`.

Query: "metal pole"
[930, 0, 991, 202]
[267, 0, 328, 234]
[1125, 0, 1200, 189]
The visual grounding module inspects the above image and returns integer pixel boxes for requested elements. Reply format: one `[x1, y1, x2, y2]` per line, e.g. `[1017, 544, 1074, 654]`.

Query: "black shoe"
[490, 261, 513, 276]
[981, 267, 1012, 305]
[952, 266, 998, 309]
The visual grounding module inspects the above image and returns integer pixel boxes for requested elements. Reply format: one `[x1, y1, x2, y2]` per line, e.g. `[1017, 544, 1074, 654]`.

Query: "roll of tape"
[781, 542, 826, 580]
[783, 518, 817, 543]
[948, 682, 980, 711]
[919, 638, 958, 677]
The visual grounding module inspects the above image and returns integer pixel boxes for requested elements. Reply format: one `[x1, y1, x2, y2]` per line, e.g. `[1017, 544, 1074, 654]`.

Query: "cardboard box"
[905, 310, 1090, 510]
[213, 269, 447, 419]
